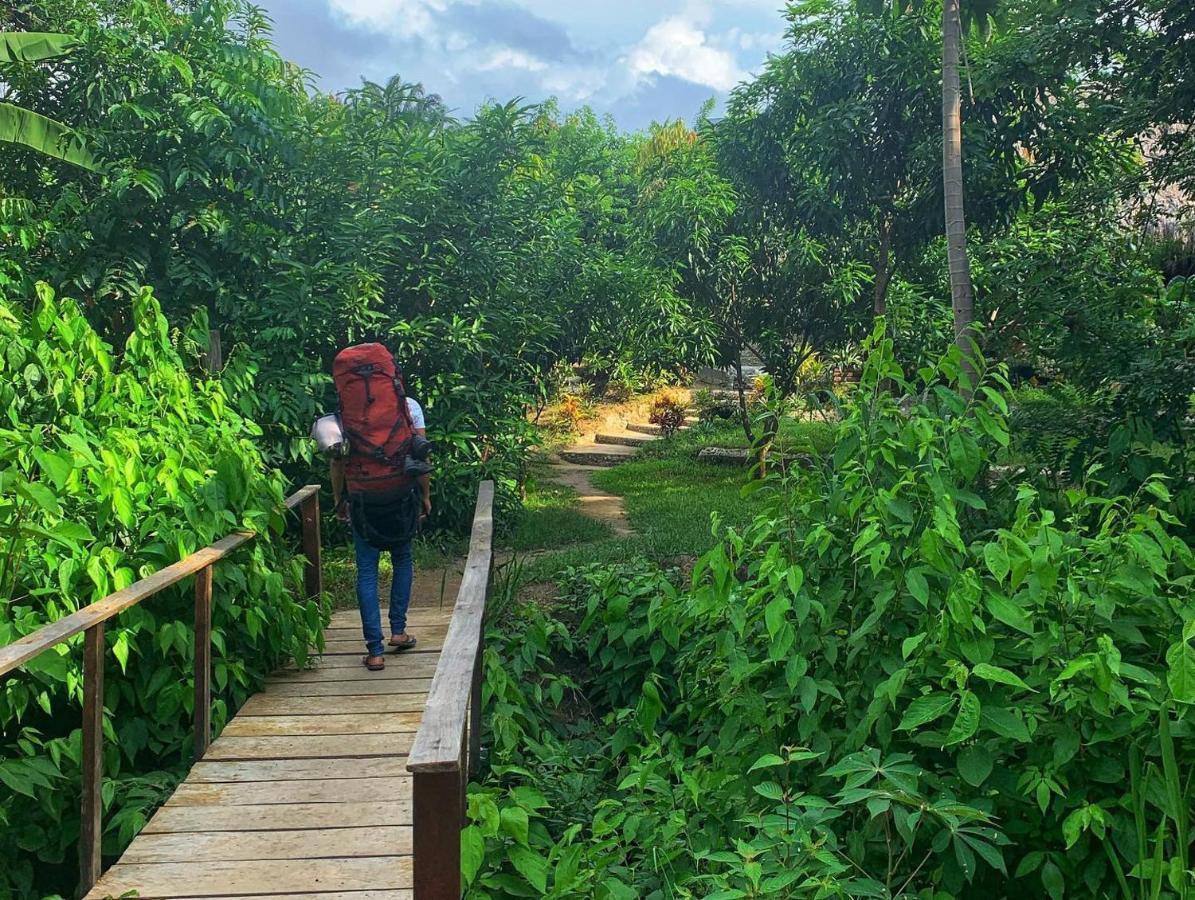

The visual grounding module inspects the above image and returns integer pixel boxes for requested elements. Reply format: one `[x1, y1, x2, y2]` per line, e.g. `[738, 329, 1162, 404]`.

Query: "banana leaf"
[0, 102, 97, 171]
[0, 32, 75, 63]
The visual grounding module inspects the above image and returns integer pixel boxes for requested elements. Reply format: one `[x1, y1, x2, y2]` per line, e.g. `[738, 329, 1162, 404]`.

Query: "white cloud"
[625, 15, 747, 91]
[328, 0, 446, 36]
[477, 48, 548, 73]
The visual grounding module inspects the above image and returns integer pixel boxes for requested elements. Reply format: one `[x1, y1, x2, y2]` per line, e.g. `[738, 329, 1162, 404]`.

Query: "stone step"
[625, 418, 698, 436]
[625, 422, 664, 436]
[595, 431, 657, 448]
[556, 440, 638, 468]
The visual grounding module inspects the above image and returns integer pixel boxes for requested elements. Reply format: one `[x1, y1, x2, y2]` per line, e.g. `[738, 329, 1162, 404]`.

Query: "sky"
[255, 0, 792, 131]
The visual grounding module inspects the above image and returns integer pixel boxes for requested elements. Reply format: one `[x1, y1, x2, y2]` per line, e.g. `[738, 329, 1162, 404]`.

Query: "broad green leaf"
[32, 449, 74, 489]
[1166, 641, 1195, 703]
[748, 753, 786, 773]
[898, 693, 955, 731]
[902, 632, 927, 659]
[16, 480, 61, 515]
[507, 844, 548, 893]
[753, 780, 784, 801]
[24, 648, 68, 681]
[971, 663, 1032, 692]
[500, 805, 529, 846]
[0, 31, 74, 61]
[786, 565, 804, 595]
[983, 543, 1010, 582]
[762, 871, 805, 892]
[985, 594, 1033, 635]
[0, 32, 75, 62]
[1041, 861, 1064, 900]
[510, 786, 548, 810]
[0, 102, 97, 171]
[112, 632, 130, 674]
[981, 706, 1031, 742]
[957, 745, 993, 786]
[798, 676, 817, 712]
[905, 569, 929, 607]
[945, 691, 981, 745]
[764, 595, 789, 639]
[1062, 807, 1086, 849]
[460, 825, 484, 885]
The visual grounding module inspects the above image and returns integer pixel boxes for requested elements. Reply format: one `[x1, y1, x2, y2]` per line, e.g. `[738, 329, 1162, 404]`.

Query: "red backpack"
[333, 343, 414, 494]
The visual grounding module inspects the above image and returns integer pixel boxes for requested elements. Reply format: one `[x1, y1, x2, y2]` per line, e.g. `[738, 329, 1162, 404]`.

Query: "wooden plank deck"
[86, 605, 453, 900]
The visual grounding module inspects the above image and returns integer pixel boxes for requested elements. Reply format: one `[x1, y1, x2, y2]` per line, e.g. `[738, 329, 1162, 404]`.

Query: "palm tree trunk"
[942, 0, 975, 364]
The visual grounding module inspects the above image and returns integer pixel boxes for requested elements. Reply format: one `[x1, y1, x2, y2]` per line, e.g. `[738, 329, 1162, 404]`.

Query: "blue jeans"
[353, 530, 414, 657]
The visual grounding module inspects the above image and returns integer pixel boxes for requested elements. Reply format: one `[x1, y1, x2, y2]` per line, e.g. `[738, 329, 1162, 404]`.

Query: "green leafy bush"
[693, 387, 739, 424]
[470, 327, 1195, 898]
[647, 392, 688, 438]
[0, 284, 325, 897]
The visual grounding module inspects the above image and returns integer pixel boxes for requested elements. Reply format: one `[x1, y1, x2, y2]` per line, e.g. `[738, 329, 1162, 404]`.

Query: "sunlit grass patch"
[593, 458, 756, 557]
[505, 473, 614, 552]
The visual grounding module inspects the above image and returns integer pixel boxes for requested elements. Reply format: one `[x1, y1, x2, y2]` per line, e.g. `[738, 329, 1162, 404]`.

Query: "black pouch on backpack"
[350, 484, 422, 551]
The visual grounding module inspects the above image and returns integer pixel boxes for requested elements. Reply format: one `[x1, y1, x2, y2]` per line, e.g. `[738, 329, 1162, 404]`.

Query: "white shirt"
[406, 397, 425, 431]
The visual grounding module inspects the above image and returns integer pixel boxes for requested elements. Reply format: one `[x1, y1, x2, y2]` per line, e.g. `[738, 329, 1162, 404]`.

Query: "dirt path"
[543, 462, 633, 536]
[409, 561, 464, 609]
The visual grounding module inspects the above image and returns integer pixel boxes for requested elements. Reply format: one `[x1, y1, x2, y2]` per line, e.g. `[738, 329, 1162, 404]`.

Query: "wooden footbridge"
[0, 482, 495, 900]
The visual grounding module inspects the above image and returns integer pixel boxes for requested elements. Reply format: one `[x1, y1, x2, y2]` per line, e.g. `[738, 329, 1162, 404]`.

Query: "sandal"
[362, 654, 385, 671]
[388, 634, 417, 652]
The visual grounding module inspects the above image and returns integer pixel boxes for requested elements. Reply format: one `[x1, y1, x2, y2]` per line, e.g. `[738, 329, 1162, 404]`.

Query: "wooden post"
[301, 490, 322, 601]
[204, 328, 222, 373]
[80, 623, 105, 894]
[193, 565, 213, 762]
[413, 770, 462, 900]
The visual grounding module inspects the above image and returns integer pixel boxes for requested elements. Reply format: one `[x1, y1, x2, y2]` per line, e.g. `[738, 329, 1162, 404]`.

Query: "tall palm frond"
[0, 31, 97, 170]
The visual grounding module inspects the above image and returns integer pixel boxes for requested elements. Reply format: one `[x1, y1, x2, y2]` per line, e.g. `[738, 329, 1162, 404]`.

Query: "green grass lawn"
[517, 458, 756, 582]
[326, 416, 841, 591]
[593, 457, 755, 553]
[504, 474, 613, 552]
[516, 417, 844, 581]
[644, 415, 839, 458]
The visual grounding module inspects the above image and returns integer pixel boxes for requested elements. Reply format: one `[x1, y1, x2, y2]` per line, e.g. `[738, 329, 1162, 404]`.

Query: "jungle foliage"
[0, 1, 700, 894]
[474, 334, 1195, 899]
[0, 286, 323, 896]
[1, 0, 1195, 896]
[0, 0, 705, 532]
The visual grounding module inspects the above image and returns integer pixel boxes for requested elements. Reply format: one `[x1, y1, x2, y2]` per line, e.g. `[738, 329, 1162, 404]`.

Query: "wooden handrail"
[408, 479, 494, 771]
[0, 483, 323, 893]
[0, 484, 319, 678]
[409, 479, 495, 900]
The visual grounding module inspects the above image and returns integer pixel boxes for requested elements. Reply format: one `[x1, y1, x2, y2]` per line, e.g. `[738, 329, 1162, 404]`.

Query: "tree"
[725, 5, 942, 320]
[636, 118, 869, 454]
[942, 0, 975, 359]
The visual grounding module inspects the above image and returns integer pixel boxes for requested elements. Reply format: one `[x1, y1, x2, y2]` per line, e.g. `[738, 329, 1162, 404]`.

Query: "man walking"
[328, 343, 432, 671]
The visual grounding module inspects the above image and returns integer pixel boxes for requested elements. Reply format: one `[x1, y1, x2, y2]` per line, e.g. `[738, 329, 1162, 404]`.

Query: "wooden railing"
[409, 479, 495, 900]
[0, 485, 322, 895]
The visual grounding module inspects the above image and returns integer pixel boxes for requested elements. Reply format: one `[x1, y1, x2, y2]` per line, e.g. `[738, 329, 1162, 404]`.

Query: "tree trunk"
[942, 0, 976, 367]
[873, 216, 892, 319]
[733, 355, 755, 446]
